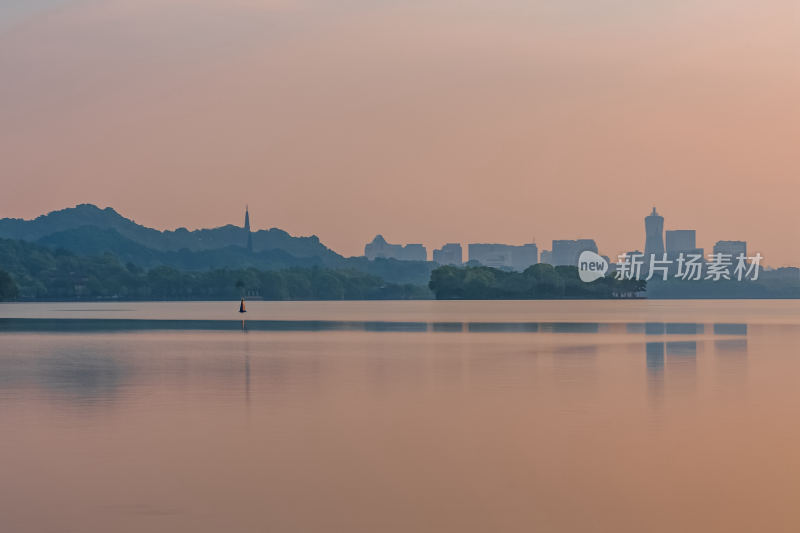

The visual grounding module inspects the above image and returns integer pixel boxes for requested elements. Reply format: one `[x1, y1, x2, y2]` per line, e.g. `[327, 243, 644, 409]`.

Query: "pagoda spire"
[244, 206, 253, 253]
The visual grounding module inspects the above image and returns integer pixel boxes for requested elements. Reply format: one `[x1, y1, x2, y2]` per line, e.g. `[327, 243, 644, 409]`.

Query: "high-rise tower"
[644, 207, 664, 257]
[244, 206, 253, 253]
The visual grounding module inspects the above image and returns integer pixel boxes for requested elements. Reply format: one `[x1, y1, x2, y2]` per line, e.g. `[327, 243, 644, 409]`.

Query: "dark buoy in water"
[239, 298, 247, 313]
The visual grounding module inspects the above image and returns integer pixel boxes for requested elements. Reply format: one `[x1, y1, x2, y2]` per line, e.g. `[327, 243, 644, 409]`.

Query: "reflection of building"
[468, 243, 538, 271]
[646, 342, 665, 372]
[365, 235, 427, 261]
[644, 207, 664, 257]
[433, 243, 463, 265]
[551, 239, 598, 266]
[713, 240, 746, 259]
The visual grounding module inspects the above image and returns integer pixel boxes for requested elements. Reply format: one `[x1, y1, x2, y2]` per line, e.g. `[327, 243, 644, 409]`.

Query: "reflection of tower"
[244, 205, 253, 253]
[243, 337, 251, 420]
[644, 207, 664, 257]
[646, 342, 665, 407]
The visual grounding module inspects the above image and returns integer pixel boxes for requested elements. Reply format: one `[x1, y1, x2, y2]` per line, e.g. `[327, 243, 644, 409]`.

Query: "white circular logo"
[578, 251, 608, 282]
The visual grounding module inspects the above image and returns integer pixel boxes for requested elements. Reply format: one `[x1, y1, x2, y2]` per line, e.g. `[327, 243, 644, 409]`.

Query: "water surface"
[1, 301, 799, 532]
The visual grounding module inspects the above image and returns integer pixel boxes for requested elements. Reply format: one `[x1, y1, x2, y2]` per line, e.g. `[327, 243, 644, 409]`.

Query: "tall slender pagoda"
[244, 206, 253, 253]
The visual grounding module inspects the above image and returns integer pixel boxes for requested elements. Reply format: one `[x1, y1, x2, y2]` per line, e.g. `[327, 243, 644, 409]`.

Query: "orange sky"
[1, 0, 798, 264]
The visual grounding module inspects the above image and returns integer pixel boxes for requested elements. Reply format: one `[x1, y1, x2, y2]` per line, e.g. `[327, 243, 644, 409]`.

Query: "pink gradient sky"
[1, 0, 798, 264]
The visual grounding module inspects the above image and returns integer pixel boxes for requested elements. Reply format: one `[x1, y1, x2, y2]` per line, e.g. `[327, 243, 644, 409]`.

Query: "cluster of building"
[641, 208, 746, 259]
[364, 235, 600, 271]
[362, 207, 750, 272]
[364, 235, 427, 262]
[365, 235, 542, 270]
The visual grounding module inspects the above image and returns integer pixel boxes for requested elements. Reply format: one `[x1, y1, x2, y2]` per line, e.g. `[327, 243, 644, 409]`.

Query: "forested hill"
[0, 204, 335, 258]
[0, 204, 436, 285]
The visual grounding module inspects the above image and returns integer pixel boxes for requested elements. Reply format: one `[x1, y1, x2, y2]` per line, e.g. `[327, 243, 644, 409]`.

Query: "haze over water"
[1, 300, 800, 532]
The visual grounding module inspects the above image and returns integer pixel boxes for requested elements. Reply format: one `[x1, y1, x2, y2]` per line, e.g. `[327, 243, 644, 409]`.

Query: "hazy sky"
[1, 0, 798, 264]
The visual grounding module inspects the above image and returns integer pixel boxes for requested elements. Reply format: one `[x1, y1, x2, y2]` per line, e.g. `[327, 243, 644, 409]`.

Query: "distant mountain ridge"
[0, 204, 435, 285]
[35, 227, 325, 271]
[0, 204, 337, 258]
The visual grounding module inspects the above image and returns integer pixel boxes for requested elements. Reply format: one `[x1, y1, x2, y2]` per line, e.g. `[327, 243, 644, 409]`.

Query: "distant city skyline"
[1, 202, 784, 268]
[362, 206, 761, 268]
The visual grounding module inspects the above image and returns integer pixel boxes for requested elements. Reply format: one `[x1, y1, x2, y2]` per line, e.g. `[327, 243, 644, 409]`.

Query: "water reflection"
[666, 341, 698, 356]
[715, 339, 748, 352]
[646, 342, 665, 373]
[646, 342, 665, 405]
[552, 344, 598, 396]
[645, 341, 703, 403]
[714, 337, 748, 399]
[244, 340, 251, 411]
[41, 348, 127, 403]
[0, 342, 131, 408]
[662, 344, 698, 415]
[645, 322, 666, 335]
[543, 322, 600, 334]
[0, 317, 754, 419]
[467, 322, 539, 333]
[3, 304, 798, 533]
[0, 318, 752, 335]
[640, 323, 706, 335]
[667, 323, 705, 335]
[714, 323, 748, 336]
[431, 322, 465, 332]
[364, 322, 428, 332]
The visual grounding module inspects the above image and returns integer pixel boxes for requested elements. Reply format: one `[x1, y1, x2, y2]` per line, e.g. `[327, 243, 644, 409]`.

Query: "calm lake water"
[1, 300, 800, 532]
